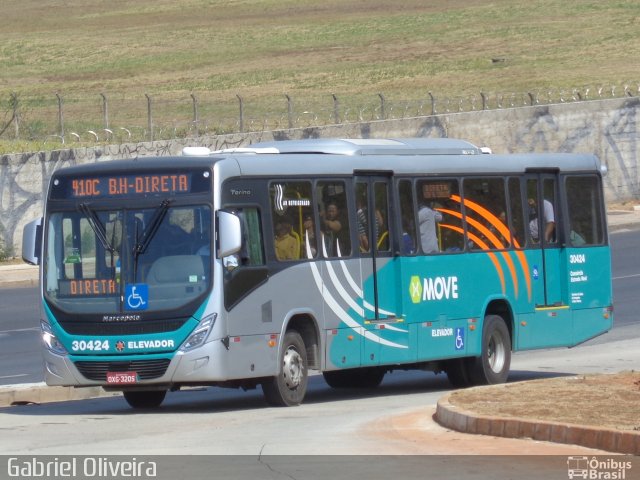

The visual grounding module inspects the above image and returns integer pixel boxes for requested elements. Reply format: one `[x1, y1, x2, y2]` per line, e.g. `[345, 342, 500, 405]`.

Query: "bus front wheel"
[467, 314, 511, 385]
[123, 390, 167, 409]
[262, 330, 308, 406]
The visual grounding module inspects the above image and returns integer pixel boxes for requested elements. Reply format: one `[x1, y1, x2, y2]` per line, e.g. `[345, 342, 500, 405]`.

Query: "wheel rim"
[487, 331, 506, 373]
[282, 345, 304, 390]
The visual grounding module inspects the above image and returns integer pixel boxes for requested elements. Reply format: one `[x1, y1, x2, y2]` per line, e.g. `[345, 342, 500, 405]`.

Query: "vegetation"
[0, 239, 14, 262]
[1, 0, 639, 153]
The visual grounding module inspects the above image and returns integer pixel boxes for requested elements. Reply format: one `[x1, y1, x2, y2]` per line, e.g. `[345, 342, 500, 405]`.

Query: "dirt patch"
[607, 201, 639, 211]
[448, 371, 640, 432]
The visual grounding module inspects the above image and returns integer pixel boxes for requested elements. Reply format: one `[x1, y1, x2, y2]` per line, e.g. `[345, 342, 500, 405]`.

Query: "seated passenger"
[274, 217, 300, 261]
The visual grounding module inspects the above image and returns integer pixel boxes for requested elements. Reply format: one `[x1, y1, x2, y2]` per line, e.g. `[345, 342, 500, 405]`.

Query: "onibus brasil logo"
[567, 457, 632, 479]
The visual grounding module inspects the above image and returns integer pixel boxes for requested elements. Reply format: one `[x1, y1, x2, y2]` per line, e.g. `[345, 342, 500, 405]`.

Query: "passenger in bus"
[274, 216, 300, 260]
[356, 195, 386, 252]
[570, 229, 586, 246]
[401, 215, 416, 254]
[418, 201, 443, 253]
[319, 202, 343, 256]
[302, 214, 317, 258]
[528, 198, 555, 243]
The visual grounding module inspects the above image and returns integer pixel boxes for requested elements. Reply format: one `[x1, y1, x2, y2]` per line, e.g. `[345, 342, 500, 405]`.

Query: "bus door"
[355, 175, 408, 365]
[523, 172, 571, 346]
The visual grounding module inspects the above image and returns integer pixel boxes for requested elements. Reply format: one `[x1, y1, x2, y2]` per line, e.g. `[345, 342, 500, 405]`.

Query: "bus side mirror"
[217, 211, 241, 259]
[22, 217, 43, 266]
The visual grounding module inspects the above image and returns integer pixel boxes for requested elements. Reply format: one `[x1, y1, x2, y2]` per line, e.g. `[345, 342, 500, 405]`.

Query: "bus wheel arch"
[483, 299, 514, 344]
[284, 313, 321, 370]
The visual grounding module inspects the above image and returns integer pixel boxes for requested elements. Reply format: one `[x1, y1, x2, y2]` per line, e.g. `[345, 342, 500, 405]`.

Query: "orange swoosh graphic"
[438, 207, 519, 298]
[448, 195, 532, 301]
[440, 224, 506, 295]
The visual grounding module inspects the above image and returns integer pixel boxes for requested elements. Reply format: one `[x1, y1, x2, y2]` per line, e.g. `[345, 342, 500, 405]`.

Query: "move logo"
[409, 275, 460, 304]
[409, 276, 423, 304]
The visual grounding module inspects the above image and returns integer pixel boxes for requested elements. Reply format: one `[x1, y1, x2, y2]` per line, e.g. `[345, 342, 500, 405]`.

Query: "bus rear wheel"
[323, 367, 385, 389]
[467, 314, 511, 385]
[262, 331, 308, 406]
[123, 390, 167, 409]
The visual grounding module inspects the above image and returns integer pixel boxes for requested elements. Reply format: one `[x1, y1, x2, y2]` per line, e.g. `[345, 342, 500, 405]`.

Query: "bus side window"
[416, 179, 463, 253]
[462, 177, 509, 250]
[316, 181, 351, 258]
[269, 181, 315, 261]
[223, 207, 264, 271]
[565, 175, 604, 246]
[508, 177, 526, 248]
[397, 180, 417, 255]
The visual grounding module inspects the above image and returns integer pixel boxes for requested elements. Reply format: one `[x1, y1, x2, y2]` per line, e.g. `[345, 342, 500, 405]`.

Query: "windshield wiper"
[133, 199, 172, 258]
[132, 199, 172, 281]
[78, 203, 114, 253]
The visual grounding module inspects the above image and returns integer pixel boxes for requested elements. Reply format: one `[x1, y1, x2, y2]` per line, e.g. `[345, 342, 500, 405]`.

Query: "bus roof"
[219, 138, 604, 177]
[245, 137, 485, 156]
[52, 138, 605, 179]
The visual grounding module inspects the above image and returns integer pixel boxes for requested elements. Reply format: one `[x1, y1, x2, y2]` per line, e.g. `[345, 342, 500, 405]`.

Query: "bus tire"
[262, 330, 308, 406]
[123, 390, 167, 409]
[323, 367, 385, 389]
[467, 315, 511, 385]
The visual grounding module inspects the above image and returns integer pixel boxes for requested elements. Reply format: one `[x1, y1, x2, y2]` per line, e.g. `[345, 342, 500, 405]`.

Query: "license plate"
[106, 371, 138, 384]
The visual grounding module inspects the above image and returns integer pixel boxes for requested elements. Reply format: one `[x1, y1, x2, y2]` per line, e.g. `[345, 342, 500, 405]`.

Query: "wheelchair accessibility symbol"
[455, 327, 465, 351]
[125, 284, 148, 311]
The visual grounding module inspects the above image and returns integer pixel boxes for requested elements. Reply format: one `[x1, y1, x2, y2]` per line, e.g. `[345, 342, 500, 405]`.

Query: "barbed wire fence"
[1, 83, 639, 148]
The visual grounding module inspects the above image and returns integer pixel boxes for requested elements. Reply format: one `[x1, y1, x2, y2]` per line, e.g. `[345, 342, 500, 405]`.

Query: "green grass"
[0, 0, 639, 153]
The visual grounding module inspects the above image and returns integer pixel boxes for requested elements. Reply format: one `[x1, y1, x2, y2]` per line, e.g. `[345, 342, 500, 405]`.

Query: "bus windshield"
[44, 204, 212, 314]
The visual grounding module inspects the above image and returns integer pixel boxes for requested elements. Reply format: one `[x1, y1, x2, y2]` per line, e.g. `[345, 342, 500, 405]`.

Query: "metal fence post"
[378, 93, 386, 120]
[236, 94, 244, 132]
[10, 92, 19, 139]
[191, 93, 199, 132]
[56, 93, 64, 139]
[100, 93, 109, 129]
[285, 94, 293, 129]
[145, 93, 153, 141]
[332, 94, 340, 124]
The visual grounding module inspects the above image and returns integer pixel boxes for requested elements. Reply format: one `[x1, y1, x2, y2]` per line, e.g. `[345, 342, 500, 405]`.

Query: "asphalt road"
[0, 286, 40, 384]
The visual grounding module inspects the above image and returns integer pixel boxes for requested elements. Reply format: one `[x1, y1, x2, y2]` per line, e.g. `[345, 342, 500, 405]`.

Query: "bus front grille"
[74, 359, 171, 381]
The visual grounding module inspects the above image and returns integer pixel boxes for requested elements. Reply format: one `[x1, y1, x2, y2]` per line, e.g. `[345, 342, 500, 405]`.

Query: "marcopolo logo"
[409, 275, 459, 304]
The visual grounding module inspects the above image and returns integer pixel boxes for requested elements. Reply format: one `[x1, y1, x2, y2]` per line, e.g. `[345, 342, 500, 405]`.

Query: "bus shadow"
[1, 369, 576, 417]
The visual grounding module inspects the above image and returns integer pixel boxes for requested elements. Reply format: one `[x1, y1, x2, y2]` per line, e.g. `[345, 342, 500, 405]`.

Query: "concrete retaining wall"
[2, 97, 638, 255]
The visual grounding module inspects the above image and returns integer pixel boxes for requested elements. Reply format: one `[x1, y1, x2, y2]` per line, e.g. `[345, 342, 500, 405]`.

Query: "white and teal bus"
[22, 138, 613, 408]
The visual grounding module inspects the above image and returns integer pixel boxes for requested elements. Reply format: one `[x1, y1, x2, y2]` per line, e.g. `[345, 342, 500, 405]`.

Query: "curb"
[435, 392, 640, 455]
[0, 383, 120, 408]
[0, 264, 39, 288]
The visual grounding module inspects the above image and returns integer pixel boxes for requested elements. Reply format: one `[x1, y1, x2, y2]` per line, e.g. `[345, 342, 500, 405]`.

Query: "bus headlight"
[180, 314, 217, 352]
[41, 320, 68, 355]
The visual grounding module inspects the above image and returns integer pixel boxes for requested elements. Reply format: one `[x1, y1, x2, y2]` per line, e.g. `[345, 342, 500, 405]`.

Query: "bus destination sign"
[65, 173, 192, 199]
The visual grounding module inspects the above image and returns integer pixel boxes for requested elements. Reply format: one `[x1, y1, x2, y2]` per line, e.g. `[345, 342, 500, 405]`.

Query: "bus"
[22, 137, 613, 408]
